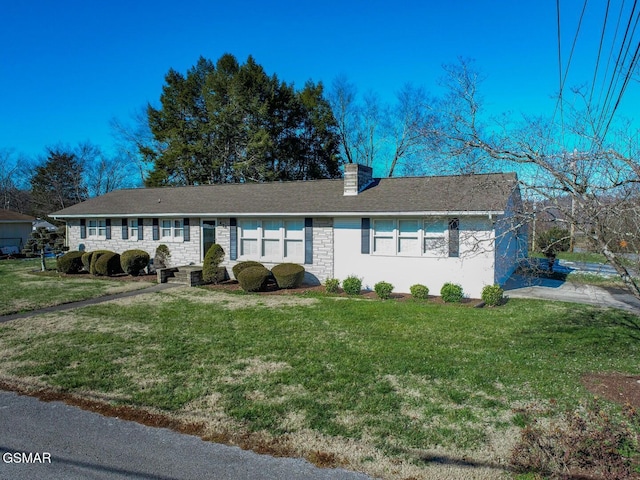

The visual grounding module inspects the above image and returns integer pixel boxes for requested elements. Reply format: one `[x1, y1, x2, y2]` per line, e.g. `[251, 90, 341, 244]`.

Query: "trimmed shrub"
[342, 276, 362, 295]
[410, 284, 429, 300]
[481, 284, 504, 306]
[232, 261, 265, 279]
[94, 252, 124, 276]
[324, 278, 340, 294]
[271, 263, 305, 289]
[203, 244, 226, 284]
[89, 250, 114, 275]
[440, 282, 464, 303]
[57, 251, 85, 274]
[154, 244, 171, 269]
[120, 249, 150, 276]
[237, 265, 270, 292]
[81, 251, 93, 271]
[374, 281, 394, 300]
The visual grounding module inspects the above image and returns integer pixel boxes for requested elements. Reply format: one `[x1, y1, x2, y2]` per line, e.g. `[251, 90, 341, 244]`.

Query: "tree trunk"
[600, 246, 640, 300]
[40, 248, 47, 272]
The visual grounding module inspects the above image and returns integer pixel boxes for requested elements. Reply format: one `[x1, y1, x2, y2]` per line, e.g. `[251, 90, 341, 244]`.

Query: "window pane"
[424, 237, 446, 256]
[398, 237, 419, 254]
[174, 220, 183, 237]
[262, 220, 281, 239]
[161, 220, 171, 237]
[424, 220, 445, 234]
[284, 239, 303, 260]
[374, 236, 394, 254]
[284, 220, 303, 239]
[98, 220, 106, 236]
[240, 220, 258, 238]
[241, 239, 258, 256]
[374, 219, 394, 234]
[398, 219, 419, 234]
[262, 239, 280, 257]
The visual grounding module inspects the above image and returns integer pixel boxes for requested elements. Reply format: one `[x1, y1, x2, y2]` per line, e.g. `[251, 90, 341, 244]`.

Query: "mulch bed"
[582, 373, 640, 408]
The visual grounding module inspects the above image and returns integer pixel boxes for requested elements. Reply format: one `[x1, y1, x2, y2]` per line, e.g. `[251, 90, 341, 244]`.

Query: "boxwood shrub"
[374, 281, 394, 300]
[271, 263, 305, 289]
[57, 251, 85, 274]
[342, 276, 362, 295]
[481, 284, 504, 306]
[81, 251, 93, 271]
[232, 261, 265, 279]
[237, 265, 270, 292]
[120, 249, 150, 276]
[440, 282, 464, 303]
[89, 250, 114, 275]
[410, 284, 429, 300]
[94, 252, 124, 276]
[203, 244, 226, 284]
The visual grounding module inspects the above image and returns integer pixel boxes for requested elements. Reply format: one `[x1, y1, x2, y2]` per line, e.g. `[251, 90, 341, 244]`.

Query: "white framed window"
[238, 218, 305, 263]
[373, 219, 395, 254]
[398, 219, 420, 255]
[370, 218, 452, 257]
[129, 219, 138, 240]
[423, 219, 447, 257]
[161, 219, 183, 240]
[88, 219, 106, 238]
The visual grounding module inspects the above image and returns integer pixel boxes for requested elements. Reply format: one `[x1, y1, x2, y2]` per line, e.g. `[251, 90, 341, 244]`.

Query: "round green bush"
[342, 276, 362, 295]
[237, 265, 270, 292]
[440, 282, 464, 303]
[481, 284, 504, 306]
[57, 251, 85, 274]
[120, 249, 150, 276]
[203, 244, 226, 283]
[410, 284, 429, 300]
[89, 250, 114, 275]
[271, 263, 305, 289]
[81, 251, 93, 271]
[154, 244, 171, 269]
[232, 261, 265, 279]
[324, 278, 340, 294]
[374, 281, 394, 300]
[94, 252, 124, 276]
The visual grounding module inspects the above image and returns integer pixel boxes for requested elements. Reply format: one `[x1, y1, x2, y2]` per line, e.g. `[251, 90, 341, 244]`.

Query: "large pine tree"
[143, 54, 342, 186]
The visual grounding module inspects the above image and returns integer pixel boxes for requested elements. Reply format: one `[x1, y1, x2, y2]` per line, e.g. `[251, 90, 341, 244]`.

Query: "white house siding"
[67, 218, 202, 267]
[333, 217, 496, 298]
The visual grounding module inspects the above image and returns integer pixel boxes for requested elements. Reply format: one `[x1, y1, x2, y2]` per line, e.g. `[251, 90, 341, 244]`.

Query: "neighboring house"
[51, 165, 527, 297]
[0, 209, 36, 254]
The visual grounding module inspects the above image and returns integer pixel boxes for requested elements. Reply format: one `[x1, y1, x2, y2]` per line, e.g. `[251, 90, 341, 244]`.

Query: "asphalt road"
[0, 390, 372, 480]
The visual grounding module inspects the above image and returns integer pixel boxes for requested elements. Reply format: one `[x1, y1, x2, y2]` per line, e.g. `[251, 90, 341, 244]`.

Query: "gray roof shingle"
[0, 209, 35, 222]
[51, 173, 519, 218]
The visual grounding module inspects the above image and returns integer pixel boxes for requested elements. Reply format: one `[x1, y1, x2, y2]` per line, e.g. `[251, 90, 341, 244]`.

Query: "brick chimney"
[343, 163, 373, 196]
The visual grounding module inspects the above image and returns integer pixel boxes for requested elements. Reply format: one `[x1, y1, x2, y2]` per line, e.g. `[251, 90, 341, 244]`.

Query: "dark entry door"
[202, 220, 216, 259]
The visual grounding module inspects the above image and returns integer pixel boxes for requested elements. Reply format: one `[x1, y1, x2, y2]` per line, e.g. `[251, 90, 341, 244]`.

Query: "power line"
[588, 0, 611, 106]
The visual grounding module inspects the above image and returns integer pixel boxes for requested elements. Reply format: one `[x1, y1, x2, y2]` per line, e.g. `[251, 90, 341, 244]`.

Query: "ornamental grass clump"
[481, 284, 504, 306]
[374, 281, 394, 300]
[236, 265, 270, 292]
[410, 284, 429, 300]
[271, 263, 305, 289]
[57, 251, 85, 274]
[440, 282, 464, 303]
[120, 249, 150, 276]
[342, 276, 362, 295]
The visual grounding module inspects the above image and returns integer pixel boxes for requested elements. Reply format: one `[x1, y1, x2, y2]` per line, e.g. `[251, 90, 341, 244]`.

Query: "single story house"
[51, 164, 527, 297]
[0, 209, 36, 254]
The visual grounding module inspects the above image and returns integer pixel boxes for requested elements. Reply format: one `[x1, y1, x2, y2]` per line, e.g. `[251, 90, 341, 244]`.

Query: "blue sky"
[2, 0, 639, 160]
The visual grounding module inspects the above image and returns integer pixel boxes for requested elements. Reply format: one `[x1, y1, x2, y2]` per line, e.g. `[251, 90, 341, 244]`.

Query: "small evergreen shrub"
[154, 244, 171, 269]
[342, 276, 362, 295]
[81, 251, 93, 271]
[324, 278, 340, 294]
[271, 263, 305, 289]
[410, 284, 429, 300]
[440, 282, 464, 303]
[94, 252, 124, 276]
[481, 284, 504, 306]
[232, 261, 264, 279]
[57, 251, 85, 274]
[120, 249, 150, 276]
[374, 281, 394, 300]
[203, 244, 226, 284]
[89, 250, 114, 275]
[237, 265, 270, 292]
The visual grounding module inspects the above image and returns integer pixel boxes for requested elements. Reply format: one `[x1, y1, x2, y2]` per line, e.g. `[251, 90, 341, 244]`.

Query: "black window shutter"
[183, 218, 190, 241]
[304, 218, 313, 264]
[121, 219, 128, 240]
[138, 218, 144, 240]
[448, 218, 460, 257]
[153, 219, 159, 241]
[80, 219, 86, 239]
[105, 219, 111, 240]
[229, 218, 237, 261]
[361, 218, 370, 254]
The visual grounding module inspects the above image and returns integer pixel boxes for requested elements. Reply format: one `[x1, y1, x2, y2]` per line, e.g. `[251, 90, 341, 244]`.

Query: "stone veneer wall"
[66, 218, 202, 267]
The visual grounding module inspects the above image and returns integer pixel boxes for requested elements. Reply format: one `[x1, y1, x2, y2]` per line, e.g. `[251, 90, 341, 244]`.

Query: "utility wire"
[588, 0, 611, 106]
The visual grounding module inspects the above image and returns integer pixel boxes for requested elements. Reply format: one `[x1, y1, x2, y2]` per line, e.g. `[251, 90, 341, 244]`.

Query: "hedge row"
[231, 260, 305, 292]
[57, 249, 150, 277]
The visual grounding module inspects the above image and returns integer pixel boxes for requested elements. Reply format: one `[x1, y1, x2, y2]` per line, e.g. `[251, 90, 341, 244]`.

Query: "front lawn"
[0, 259, 154, 315]
[0, 284, 638, 479]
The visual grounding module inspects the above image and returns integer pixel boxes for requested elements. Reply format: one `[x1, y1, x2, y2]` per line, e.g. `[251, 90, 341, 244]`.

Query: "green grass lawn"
[0, 258, 154, 315]
[0, 276, 638, 478]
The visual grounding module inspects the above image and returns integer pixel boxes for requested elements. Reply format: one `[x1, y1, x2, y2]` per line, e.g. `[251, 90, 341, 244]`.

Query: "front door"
[202, 220, 216, 260]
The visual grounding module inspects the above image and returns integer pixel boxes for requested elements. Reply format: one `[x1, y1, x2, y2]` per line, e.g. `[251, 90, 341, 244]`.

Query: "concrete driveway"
[0, 390, 372, 480]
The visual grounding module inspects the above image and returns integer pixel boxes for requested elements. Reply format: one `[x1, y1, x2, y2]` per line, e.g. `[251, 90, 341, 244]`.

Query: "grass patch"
[0, 259, 153, 315]
[1, 282, 639, 478]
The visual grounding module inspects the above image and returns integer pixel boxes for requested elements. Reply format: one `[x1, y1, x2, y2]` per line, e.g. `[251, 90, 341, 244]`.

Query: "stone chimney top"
[343, 163, 373, 196]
